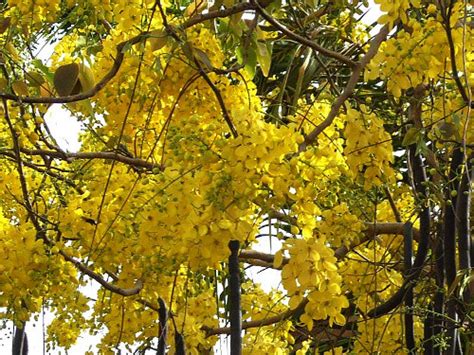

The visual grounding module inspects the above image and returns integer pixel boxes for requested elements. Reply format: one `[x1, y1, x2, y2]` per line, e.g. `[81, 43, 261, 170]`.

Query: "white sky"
[1, 2, 382, 354]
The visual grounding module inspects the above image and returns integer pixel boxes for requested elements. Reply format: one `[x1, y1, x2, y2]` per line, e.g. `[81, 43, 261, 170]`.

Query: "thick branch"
[456, 154, 472, 271]
[228, 240, 242, 355]
[444, 147, 463, 286]
[157, 298, 168, 355]
[16, 148, 159, 170]
[183, 2, 255, 28]
[59, 250, 143, 296]
[240, 222, 420, 269]
[205, 299, 308, 336]
[12, 322, 28, 355]
[403, 223, 415, 353]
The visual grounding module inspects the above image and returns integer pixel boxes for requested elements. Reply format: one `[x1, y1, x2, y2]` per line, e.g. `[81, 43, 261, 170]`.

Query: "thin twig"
[251, 0, 356, 68]
[299, 24, 390, 151]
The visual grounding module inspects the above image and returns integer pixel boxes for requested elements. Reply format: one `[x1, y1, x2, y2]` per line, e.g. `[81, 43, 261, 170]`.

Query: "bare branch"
[240, 222, 421, 269]
[16, 148, 159, 170]
[59, 250, 144, 297]
[182, 2, 255, 28]
[205, 299, 308, 336]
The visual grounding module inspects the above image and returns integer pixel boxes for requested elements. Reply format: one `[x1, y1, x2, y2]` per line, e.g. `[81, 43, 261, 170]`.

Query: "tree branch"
[240, 222, 420, 269]
[0, 150, 85, 193]
[442, 10, 473, 108]
[0, 2, 265, 105]
[182, 2, 256, 28]
[251, 0, 356, 68]
[194, 58, 238, 137]
[367, 148, 430, 318]
[299, 24, 390, 151]
[0, 33, 147, 104]
[205, 298, 308, 336]
[16, 148, 159, 170]
[228, 240, 242, 354]
[59, 250, 144, 296]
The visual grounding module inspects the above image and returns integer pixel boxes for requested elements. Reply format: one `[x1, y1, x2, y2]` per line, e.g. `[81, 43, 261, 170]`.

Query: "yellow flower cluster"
[169, 290, 219, 355]
[367, 3, 471, 98]
[0, 208, 89, 347]
[241, 283, 294, 354]
[46, 291, 89, 349]
[7, 0, 60, 26]
[317, 202, 364, 247]
[2, 0, 468, 351]
[344, 106, 395, 190]
[375, 0, 420, 26]
[279, 238, 348, 330]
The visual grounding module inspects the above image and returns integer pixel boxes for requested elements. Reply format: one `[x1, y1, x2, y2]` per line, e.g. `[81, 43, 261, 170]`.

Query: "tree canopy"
[0, 0, 472, 353]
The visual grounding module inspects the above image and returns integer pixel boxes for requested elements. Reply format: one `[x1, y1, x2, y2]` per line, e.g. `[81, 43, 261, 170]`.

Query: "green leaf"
[228, 13, 243, 37]
[25, 71, 45, 87]
[32, 59, 54, 82]
[402, 127, 420, 146]
[148, 29, 169, 51]
[415, 137, 428, 156]
[78, 63, 95, 92]
[193, 48, 213, 70]
[152, 57, 162, 73]
[236, 38, 258, 79]
[121, 42, 132, 54]
[256, 40, 272, 77]
[244, 46, 257, 79]
[452, 113, 461, 126]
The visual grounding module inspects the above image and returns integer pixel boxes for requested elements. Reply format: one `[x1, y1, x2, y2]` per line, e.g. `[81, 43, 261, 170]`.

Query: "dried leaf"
[0, 77, 8, 91]
[54, 63, 80, 96]
[12, 80, 29, 96]
[0, 17, 11, 34]
[39, 82, 52, 97]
